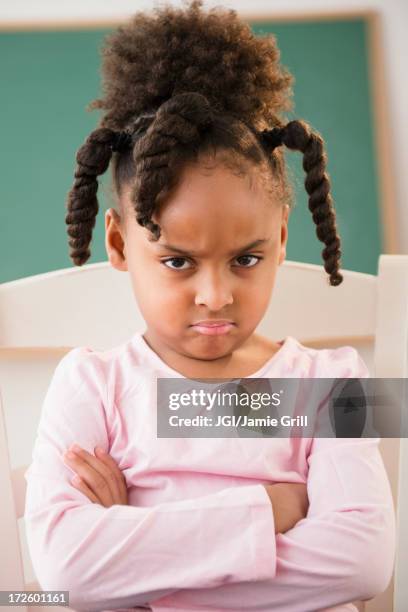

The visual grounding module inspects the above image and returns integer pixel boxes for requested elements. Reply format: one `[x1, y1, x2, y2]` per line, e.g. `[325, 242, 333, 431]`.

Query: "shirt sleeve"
[24, 348, 277, 612]
[150, 348, 396, 611]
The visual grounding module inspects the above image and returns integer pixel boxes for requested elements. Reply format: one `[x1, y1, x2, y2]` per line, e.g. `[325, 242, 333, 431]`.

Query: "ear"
[105, 208, 128, 272]
[278, 204, 290, 266]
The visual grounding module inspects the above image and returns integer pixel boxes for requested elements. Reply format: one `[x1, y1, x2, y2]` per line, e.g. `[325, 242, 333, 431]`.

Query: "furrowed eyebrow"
[157, 238, 270, 257]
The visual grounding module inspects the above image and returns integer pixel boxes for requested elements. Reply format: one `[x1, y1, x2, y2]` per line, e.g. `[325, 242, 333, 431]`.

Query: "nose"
[194, 268, 234, 310]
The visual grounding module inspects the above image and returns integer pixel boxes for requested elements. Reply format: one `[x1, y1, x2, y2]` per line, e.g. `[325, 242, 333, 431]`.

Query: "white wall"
[1, 0, 407, 253]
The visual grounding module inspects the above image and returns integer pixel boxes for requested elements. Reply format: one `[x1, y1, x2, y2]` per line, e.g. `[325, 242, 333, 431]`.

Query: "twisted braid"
[130, 92, 215, 240]
[65, 115, 156, 266]
[261, 120, 343, 286]
[65, 128, 117, 266]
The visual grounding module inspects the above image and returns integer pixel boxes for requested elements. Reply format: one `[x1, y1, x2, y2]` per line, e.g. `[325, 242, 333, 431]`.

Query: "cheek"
[129, 264, 189, 310]
[238, 266, 277, 307]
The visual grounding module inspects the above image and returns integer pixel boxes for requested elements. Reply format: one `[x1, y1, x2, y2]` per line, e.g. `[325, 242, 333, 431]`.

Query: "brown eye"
[162, 257, 192, 270]
[234, 255, 263, 268]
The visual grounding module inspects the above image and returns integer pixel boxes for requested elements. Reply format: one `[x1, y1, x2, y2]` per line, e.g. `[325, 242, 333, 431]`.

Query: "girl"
[24, 2, 395, 611]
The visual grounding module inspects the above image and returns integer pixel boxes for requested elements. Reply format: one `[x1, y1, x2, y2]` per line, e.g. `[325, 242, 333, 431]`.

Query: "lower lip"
[192, 323, 235, 335]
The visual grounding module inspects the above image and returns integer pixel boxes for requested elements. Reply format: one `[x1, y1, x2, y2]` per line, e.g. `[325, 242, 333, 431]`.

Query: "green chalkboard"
[0, 18, 381, 283]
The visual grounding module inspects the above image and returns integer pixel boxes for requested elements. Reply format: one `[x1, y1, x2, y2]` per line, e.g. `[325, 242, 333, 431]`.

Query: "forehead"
[125, 160, 281, 251]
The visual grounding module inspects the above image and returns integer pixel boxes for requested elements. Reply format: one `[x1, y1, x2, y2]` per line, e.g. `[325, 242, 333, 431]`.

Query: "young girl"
[24, 2, 395, 611]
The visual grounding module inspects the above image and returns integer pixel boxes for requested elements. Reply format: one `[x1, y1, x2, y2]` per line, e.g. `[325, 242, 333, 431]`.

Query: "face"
[105, 157, 289, 373]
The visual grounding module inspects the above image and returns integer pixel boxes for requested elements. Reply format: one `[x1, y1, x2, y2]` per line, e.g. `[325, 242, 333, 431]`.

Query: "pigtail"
[65, 127, 121, 266]
[261, 120, 343, 287]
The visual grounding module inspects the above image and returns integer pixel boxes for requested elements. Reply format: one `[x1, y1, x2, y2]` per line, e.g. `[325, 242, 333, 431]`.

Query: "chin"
[190, 333, 239, 354]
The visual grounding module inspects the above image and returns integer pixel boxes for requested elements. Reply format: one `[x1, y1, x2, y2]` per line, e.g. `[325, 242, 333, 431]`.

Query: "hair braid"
[65, 127, 120, 265]
[130, 92, 215, 240]
[263, 120, 343, 286]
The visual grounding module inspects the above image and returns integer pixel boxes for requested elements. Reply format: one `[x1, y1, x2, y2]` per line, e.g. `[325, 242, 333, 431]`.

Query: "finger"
[94, 447, 128, 503]
[71, 475, 100, 505]
[63, 450, 115, 507]
[69, 444, 122, 502]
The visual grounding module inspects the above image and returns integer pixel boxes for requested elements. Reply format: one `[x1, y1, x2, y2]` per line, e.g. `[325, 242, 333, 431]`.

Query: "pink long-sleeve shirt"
[24, 331, 396, 612]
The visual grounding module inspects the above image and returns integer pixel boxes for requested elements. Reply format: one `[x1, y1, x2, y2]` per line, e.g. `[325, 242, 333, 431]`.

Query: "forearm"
[151, 439, 396, 611]
[25, 474, 277, 611]
[151, 504, 395, 612]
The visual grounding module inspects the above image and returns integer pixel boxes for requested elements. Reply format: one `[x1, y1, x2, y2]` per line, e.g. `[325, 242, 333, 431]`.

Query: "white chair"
[0, 255, 407, 612]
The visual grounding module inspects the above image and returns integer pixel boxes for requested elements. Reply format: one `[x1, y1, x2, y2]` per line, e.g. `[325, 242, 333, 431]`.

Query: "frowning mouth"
[191, 322, 236, 335]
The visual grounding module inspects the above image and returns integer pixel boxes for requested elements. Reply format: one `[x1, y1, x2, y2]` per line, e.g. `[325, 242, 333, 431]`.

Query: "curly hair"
[65, 0, 343, 286]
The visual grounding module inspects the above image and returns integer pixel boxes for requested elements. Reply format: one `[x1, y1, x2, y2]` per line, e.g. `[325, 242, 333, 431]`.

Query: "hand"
[62, 444, 128, 507]
[264, 482, 309, 534]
